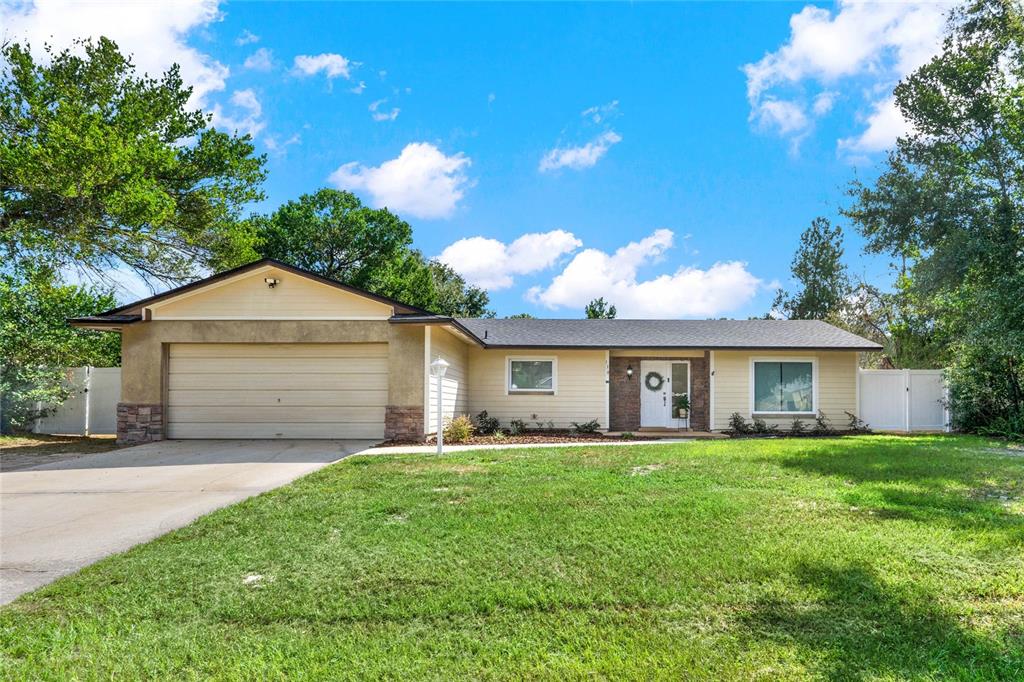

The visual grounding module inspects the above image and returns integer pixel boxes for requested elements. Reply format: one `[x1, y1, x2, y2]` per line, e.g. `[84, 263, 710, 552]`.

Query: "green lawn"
[2, 436, 1022, 680]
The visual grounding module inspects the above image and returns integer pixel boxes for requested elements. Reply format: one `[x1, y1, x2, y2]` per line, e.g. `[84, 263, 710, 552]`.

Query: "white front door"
[640, 360, 671, 427]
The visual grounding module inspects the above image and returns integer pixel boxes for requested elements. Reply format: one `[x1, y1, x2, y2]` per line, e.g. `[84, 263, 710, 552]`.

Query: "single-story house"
[71, 259, 882, 443]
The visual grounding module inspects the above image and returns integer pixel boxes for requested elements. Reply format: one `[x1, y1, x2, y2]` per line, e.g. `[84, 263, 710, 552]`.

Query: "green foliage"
[442, 414, 474, 443]
[253, 189, 412, 288]
[728, 412, 751, 434]
[844, 0, 1024, 430]
[1, 38, 266, 284]
[789, 418, 807, 436]
[490, 429, 507, 441]
[773, 217, 850, 321]
[751, 417, 779, 435]
[571, 419, 601, 434]
[508, 418, 527, 435]
[505, 313, 536, 319]
[845, 411, 872, 434]
[0, 265, 120, 433]
[584, 297, 616, 319]
[252, 189, 493, 317]
[673, 393, 691, 413]
[474, 410, 500, 436]
[812, 410, 834, 436]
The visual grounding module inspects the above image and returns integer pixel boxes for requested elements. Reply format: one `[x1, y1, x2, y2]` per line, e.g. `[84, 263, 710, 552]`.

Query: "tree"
[844, 0, 1024, 435]
[1, 265, 120, 433]
[0, 38, 266, 286]
[254, 189, 412, 288]
[253, 189, 493, 318]
[585, 297, 617, 319]
[773, 217, 850, 320]
[505, 313, 536, 319]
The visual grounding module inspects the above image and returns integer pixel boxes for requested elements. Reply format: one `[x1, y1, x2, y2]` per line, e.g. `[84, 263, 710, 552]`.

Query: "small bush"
[728, 412, 752, 434]
[752, 417, 779, 435]
[443, 415, 474, 443]
[845, 411, 871, 434]
[491, 430, 507, 441]
[475, 410, 500, 435]
[789, 418, 807, 436]
[620, 432, 635, 440]
[977, 412, 1024, 441]
[571, 419, 601, 434]
[508, 419, 527, 436]
[812, 410, 834, 436]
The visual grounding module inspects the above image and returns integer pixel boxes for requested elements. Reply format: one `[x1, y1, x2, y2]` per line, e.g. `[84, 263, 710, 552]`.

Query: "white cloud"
[750, 98, 809, 136]
[210, 88, 264, 138]
[350, 80, 367, 94]
[539, 130, 622, 173]
[0, 0, 228, 107]
[581, 100, 619, 124]
[293, 53, 352, 79]
[437, 230, 583, 290]
[527, 229, 763, 318]
[264, 132, 301, 155]
[328, 143, 472, 220]
[235, 29, 259, 46]
[368, 98, 399, 122]
[838, 95, 915, 153]
[243, 47, 273, 71]
[743, 0, 950, 153]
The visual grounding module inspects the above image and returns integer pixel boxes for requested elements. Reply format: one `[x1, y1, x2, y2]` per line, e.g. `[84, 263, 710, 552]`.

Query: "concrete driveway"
[0, 439, 374, 605]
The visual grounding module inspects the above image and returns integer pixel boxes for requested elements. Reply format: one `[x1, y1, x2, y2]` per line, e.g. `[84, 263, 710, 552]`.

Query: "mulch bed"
[381, 430, 665, 447]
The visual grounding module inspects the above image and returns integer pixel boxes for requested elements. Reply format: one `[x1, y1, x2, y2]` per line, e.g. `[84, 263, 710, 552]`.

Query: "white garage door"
[167, 343, 388, 439]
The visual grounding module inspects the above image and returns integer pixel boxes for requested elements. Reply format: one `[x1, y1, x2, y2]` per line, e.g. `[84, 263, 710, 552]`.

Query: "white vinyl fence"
[33, 367, 121, 436]
[858, 369, 949, 432]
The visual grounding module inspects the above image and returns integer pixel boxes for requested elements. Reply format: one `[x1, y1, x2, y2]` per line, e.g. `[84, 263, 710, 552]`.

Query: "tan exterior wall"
[466, 348, 607, 429]
[120, 320, 391, 404]
[426, 326, 470, 434]
[387, 324, 425, 409]
[149, 265, 393, 320]
[712, 350, 858, 430]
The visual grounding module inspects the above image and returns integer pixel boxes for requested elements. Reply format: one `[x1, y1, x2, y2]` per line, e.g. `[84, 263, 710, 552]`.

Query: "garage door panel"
[167, 422, 386, 439]
[169, 406, 385, 423]
[169, 357, 389, 374]
[167, 343, 388, 439]
[169, 373, 387, 391]
[167, 389, 388, 407]
[170, 343, 387, 359]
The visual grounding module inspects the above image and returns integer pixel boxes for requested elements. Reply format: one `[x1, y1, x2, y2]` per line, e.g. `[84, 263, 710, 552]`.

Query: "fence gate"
[858, 369, 948, 432]
[33, 366, 122, 436]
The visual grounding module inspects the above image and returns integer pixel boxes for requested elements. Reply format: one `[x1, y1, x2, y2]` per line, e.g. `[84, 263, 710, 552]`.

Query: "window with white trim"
[753, 361, 814, 413]
[508, 358, 555, 394]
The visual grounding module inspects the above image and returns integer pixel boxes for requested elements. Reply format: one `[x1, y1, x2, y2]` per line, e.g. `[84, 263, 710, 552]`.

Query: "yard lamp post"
[430, 358, 449, 454]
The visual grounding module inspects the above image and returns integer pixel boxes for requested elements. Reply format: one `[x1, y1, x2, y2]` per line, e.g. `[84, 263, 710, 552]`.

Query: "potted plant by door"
[674, 394, 690, 420]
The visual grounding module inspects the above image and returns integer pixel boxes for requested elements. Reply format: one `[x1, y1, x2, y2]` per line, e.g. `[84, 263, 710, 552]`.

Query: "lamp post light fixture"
[264, 277, 280, 288]
[626, 364, 634, 379]
[430, 357, 450, 454]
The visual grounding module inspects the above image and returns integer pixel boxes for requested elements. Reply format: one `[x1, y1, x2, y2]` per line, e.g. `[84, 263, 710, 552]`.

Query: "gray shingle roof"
[454, 318, 881, 350]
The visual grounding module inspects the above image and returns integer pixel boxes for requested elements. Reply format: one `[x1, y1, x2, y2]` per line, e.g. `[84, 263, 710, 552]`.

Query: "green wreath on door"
[644, 371, 665, 391]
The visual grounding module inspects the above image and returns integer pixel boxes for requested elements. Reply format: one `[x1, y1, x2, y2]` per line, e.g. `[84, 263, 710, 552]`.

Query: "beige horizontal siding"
[712, 350, 858, 431]
[467, 349, 607, 429]
[151, 266, 393, 319]
[166, 342, 387, 439]
[427, 327, 470, 433]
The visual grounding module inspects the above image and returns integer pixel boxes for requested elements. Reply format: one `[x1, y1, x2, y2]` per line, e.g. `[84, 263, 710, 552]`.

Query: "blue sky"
[2, 1, 953, 318]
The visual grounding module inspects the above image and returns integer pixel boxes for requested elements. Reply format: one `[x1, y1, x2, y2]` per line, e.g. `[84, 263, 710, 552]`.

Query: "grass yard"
[1, 436, 1022, 680]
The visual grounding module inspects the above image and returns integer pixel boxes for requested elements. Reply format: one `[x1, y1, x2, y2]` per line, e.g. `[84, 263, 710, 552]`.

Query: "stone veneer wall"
[117, 403, 164, 443]
[385, 405, 425, 442]
[609, 352, 711, 431]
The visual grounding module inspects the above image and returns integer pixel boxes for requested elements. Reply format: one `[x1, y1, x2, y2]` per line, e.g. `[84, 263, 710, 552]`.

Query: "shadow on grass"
[741, 561, 1021, 681]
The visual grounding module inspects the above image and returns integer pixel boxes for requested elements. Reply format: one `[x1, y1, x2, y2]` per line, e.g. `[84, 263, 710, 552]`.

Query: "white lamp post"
[430, 357, 449, 454]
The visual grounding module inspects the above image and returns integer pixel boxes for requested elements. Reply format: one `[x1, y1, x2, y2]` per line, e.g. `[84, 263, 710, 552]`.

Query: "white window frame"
[749, 356, 818, 416]
[506, 355, 558, 395]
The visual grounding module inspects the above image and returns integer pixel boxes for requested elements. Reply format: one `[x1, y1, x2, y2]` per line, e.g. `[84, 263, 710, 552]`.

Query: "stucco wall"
[120, 320, 391, 404]
[466, 348, 607, 429]
[426, 326, 470, 434]
[712, 350, 859, 430]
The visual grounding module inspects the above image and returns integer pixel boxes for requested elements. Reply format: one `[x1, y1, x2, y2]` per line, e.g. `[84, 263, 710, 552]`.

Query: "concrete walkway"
[361, 438, 696, 455]
[0, 439, 372, 605]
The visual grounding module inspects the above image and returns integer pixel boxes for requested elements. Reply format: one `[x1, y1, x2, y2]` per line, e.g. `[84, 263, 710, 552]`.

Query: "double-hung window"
[507, 357, 556, 394]
[752, 359, 815, 414]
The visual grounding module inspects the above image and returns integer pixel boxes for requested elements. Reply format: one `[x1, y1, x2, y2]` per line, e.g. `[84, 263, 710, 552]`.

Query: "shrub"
[752, 417, 779, 435]
[571, 419, 601, 434]
[491, 429, 507, 441]
[619, 432, 635, 440]
[812, 410, 834, 435]
[845, 411, 871, 434]
[475, 410, 500, 435]
[977, 412, 1024, 441]
[508, 419, 527, 436]
[443, 415, 474, 443]
[728, 412, 752, 434]
[789, 418, 807, 436]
